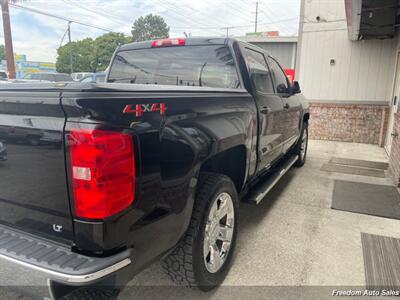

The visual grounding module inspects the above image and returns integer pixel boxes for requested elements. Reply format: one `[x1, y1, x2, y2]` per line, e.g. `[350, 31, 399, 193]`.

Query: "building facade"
[239, 36, 298, 70]
[297, 0, 400, 184]
[1, 54, 56, 79]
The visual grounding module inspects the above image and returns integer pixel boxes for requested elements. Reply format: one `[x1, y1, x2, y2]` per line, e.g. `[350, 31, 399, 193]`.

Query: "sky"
[4, 0, 301, 63]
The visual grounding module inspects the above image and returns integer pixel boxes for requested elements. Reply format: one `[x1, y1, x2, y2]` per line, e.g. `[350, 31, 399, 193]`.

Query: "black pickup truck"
[0, 37, 308, 299]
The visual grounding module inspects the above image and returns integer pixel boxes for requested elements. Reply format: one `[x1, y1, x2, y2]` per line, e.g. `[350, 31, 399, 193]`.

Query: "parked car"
[22, 72, 73, 82]
[0, 141, 6, 161]
[71, 72, 93, 81]
[0, 70, 8, 81]
[79, 72, 106, 83]
[0, 37, 308, 299]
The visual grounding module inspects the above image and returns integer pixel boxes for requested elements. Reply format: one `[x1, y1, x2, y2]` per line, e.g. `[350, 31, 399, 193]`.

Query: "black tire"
[162, 172, 239, 291]
[294, 121, 308, 167]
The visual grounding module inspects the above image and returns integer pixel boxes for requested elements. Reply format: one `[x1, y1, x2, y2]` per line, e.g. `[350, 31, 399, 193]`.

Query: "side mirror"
[291, 81, 301, 94]
[276, 83, 288, 94]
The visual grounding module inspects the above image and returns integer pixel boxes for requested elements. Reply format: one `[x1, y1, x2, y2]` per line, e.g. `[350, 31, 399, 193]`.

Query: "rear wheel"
[162, 172, 239, 291]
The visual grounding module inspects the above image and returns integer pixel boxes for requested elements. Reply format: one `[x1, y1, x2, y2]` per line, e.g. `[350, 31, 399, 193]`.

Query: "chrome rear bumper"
[0, 224, 132, 299]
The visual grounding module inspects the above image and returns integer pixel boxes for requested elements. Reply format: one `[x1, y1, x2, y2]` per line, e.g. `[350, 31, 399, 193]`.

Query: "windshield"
[108, 45, 240, 89]
[55, 74, 73, 82]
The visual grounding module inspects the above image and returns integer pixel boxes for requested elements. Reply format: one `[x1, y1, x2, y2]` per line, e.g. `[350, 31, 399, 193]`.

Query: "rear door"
[243, 47, 285, 172]
[0, 91, 73, 243]
[268, 56, 302, 153]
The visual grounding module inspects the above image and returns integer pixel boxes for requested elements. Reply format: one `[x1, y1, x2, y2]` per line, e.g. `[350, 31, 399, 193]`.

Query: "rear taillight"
[68, 128, 135, 219]
[151, 38, 185, 47]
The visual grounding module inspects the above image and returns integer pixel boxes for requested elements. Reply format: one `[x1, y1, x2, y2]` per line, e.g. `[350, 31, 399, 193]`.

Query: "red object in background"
[284, 69, 296, 85]
[266, 31, 279, 37]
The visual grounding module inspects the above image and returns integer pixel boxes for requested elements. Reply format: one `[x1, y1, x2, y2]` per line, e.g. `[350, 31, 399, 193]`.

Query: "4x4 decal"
[123, 103, 167, 117]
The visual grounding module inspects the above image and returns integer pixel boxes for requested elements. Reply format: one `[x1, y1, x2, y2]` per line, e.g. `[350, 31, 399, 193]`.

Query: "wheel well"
[199, 145, 246, 192]
[303, 112, 310, 123]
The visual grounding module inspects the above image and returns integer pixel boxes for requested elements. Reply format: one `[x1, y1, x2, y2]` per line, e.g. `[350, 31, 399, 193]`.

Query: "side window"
[41, 74, 54, 81]
[244, 48, 274, 94]
[268, 57, 289, 94]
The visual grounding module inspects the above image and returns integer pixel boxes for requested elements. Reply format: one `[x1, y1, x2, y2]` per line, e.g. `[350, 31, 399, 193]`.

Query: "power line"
[260, 9, 290, 34]
[254, 1, 259, 32]
[202, 0, 254, 22]
[238, 0, 255, 10]
[167, 0, 253, 33]
[9, 3, 118, 33]
[62, 0, 130, 27]
[156, 0, 223, 35]
[11, 1, 299, 37]
[170, 17, 299, 30]
[259, 1, 297, 34]
[174, 0, 237, 30]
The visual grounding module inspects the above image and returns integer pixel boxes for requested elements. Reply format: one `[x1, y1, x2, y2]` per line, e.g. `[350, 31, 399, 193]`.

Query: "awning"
[345, 0, 399, 40]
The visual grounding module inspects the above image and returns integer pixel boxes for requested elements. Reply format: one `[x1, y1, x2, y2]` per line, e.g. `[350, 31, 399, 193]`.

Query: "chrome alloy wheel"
[300, 127, 308, 160]
[203, 192, 235, 273]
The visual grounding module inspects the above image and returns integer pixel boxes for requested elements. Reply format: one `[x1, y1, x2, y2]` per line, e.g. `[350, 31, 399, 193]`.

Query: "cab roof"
[118, 37, 237, 51]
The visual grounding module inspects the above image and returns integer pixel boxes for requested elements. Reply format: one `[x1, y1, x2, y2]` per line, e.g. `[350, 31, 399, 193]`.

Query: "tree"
[94, 32, 131, 71]
[0, 45, 5, 61]
[56, 38, 96, 73]
[131, 14, 169, 42]
[56, 33, 131, 73]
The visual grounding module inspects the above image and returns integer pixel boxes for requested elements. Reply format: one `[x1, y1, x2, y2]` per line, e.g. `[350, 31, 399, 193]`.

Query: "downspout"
[295, 0, 305, 81]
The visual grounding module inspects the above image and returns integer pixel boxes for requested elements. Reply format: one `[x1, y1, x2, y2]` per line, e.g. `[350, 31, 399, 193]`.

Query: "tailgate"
[0, 91, 73, 243]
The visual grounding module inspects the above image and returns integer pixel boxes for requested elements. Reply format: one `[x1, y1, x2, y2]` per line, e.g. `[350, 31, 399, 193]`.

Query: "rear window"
[108, 45, 240, 89]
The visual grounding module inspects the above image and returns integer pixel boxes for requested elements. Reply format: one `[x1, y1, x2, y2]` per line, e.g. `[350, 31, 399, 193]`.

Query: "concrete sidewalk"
[123, 140, 400, 297]
[3, 140, 400, 299]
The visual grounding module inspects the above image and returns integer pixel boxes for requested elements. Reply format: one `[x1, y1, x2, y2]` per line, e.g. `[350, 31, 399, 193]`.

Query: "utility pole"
[222, 26, 234, 37]
[67, 21, 73, 74]
[254, 1, 259, 33]
[0, 0, 16, 79]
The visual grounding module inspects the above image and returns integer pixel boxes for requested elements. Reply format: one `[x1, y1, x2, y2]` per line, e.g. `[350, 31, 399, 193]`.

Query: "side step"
[243, 155, 299, 205]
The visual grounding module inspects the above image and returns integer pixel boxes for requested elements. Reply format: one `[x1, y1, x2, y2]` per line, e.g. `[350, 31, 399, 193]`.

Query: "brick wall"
[389, 113, 400, 186]
[309, 103, 390, 146]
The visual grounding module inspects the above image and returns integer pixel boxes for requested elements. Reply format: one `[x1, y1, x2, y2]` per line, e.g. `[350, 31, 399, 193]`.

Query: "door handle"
[283, 103, 290, 109]
[260, 106, 270, 114]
